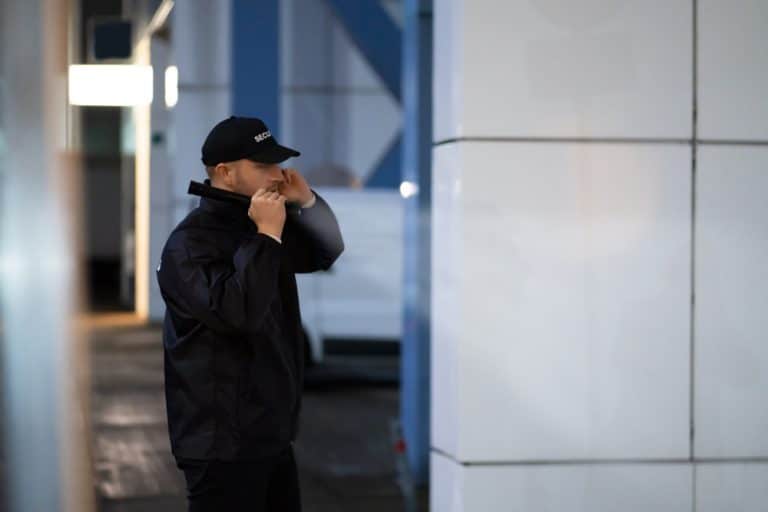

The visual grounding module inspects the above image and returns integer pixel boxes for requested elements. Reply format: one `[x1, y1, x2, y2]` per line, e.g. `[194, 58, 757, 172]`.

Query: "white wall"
[431, 0, 768, 510]
[147, 0, 232, 321]
[147, 35, 174, 321]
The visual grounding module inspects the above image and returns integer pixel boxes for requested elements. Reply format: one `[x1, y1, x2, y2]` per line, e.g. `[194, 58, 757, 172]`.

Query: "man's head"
[201, 116, 300, 195]
[205, 159, 285, 196]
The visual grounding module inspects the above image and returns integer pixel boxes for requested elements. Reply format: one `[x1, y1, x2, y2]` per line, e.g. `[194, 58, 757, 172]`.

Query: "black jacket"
[156, 185, 344, 460]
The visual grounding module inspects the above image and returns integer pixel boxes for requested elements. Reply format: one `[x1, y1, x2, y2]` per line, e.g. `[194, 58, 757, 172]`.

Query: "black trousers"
[176, 444, 302, 512]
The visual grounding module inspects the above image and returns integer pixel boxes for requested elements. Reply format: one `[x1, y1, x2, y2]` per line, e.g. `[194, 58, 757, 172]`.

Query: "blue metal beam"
[365, 133, 402, 188]
[231, 0, 280, 132]
[323, 0, 402, 103]
[400, 0, 432, 486]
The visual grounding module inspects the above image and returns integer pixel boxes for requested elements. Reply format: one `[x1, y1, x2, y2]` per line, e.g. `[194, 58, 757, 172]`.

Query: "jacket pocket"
[236, 370, 267, 429]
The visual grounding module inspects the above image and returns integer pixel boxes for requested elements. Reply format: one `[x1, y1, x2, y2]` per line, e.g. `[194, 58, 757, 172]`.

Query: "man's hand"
[278, 168, 313, 205]
[248, 189, 287, 240]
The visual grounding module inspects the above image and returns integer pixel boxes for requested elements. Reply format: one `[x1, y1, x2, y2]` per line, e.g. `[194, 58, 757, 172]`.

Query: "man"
[156, 116, 344, 511]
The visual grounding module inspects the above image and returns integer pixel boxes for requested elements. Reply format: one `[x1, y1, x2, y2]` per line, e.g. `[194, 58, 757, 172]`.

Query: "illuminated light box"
[165, 65, 178, 108]
[68, 64, 153, 106]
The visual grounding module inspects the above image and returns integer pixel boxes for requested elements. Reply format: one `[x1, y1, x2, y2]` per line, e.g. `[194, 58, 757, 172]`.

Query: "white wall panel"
[695, 146, 768, 457]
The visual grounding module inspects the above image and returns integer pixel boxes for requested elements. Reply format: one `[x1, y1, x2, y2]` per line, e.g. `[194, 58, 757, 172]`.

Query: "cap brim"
[246, 144, 301, 164]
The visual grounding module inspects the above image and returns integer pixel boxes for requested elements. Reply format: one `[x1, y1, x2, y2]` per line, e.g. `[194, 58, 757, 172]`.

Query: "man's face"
[222, 159, 285, 197]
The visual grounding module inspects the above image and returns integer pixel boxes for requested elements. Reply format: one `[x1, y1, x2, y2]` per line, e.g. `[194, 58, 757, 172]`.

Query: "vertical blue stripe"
[400, 0, 433, 486]
[231, 0, 280, 135]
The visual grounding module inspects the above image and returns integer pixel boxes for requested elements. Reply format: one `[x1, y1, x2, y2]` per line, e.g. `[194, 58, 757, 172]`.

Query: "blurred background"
[2, 0, 768, 511]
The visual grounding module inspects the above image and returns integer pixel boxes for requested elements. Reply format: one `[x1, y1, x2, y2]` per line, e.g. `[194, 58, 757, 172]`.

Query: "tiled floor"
[90, 323, 428, 512]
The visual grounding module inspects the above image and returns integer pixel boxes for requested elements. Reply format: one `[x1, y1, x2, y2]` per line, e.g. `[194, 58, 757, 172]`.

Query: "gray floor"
[90, 324, 428, 512]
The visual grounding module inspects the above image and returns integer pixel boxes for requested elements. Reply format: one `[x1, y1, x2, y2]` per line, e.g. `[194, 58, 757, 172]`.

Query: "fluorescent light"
[68, 64, 153, 106]
[165, 65, 178, 108]
[400, 180, 419, 198]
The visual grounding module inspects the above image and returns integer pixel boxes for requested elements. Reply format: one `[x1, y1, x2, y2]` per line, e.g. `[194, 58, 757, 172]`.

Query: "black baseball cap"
[201, 116, 300, 166]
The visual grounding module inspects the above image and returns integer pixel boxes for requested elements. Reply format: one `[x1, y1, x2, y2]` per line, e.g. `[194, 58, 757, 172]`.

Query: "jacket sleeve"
[284, 190, 345, 274]
[157, 232, 282, 335]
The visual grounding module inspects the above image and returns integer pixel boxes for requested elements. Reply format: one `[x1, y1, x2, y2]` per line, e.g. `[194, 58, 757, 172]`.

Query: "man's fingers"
[253, 188, 288, 203]
[254, 190, 279, 200]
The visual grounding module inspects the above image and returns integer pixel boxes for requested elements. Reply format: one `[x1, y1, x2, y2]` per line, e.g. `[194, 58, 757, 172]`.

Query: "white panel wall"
[432, 452, 693, 512]
[148, 38, 174, 321]
[434, 0, 692, 142]
[432, 0, 768, 510]
[148, 0, 232, 321]
[695, 146, 768, 459]
[697, 464, 768, 512]
[698, 0, 768, 140]
[693, 2, 768, 509]
[431, 144, 462, 456]
[439, 142, 691, 462]
[171, 0, 231, 214]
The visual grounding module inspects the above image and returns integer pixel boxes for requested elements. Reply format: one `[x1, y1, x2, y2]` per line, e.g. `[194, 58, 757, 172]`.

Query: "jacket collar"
[198, 179, 252, 228]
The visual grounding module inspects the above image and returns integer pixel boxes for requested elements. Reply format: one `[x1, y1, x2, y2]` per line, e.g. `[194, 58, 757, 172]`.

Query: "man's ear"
[213, 163, 232, 184]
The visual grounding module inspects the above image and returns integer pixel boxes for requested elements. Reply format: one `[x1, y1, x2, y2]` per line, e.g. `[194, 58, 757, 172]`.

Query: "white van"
[297, 188, 403, 365]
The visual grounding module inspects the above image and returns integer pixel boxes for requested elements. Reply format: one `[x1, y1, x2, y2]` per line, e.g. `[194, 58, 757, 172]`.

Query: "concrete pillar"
[428, 0, 762, 509]
[0, 0, 94, 511]
[432, 1, 768, 509]
[693, 1, 768, 508]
